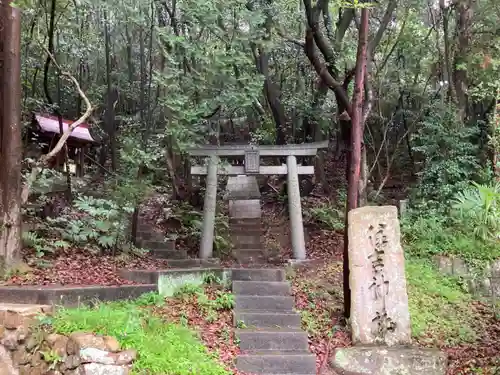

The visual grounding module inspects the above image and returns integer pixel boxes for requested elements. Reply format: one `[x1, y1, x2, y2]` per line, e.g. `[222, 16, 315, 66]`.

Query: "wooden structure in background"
[26, 113, 99, 176]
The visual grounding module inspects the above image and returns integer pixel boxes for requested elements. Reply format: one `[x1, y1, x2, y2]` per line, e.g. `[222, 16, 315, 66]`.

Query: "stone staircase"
[136, 220, 212, 268]
[233, 268, 316, 375]
[230, 217, 267, 264]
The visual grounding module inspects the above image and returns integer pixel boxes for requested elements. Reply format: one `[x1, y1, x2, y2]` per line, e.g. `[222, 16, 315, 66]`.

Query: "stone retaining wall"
[0, 305, 135, 374]
[433, 255, 500, 298]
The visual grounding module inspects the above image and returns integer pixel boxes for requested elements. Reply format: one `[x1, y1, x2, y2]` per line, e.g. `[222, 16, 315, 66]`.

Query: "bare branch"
[304, 29, 353, 115]
[368, 0, 398, 57]
[21, 44, 93, 204]
[276, 28, 305, 47]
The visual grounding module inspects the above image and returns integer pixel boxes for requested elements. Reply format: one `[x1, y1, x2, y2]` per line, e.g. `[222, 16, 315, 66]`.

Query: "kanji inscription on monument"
[244, 150, 260, 174]
[348, 205, 411, 346]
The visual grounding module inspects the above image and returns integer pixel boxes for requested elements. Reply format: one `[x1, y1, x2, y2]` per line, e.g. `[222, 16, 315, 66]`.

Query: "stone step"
[151, 249, 187, 259]
[137, 223, 156, 232]
[232, 268, 285, 282]
[236, 329, 309, 352]
[167, 259, 220, 268]
[236, 242, 264, 250]
[235, 296, 295, 311]
[234, 310, 301, 329]
[230, 218, 261, 225]
[233, 251, 268, 264]
[231, 234, 262, 244]
[236, 352, 316, 374]
[233, 281, 291, 296]
[230, 227, 263, 236]
[138, 240, 175, 251]
[137, 231, 165, 241]
[230, 225, 262, 232]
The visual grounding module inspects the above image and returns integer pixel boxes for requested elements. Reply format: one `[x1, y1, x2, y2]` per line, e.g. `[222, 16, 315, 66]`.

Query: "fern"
[22, 231, 69, 257]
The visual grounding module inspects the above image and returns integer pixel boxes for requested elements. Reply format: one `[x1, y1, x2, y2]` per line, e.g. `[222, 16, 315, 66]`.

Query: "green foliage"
[174, 283, 205, 298]
[165, 203, 231, 257]
[48, 296, 229, 375]
[156, 0, 266, 148]
[451, 182, 500, 242]
[174, 282, 234, 311]
[173, 282, 234, 325]
[250, 120, 276, 145]
[303, 201, 344, 231]
[40, 349, 62, 370]
[22, 231, 69, 257]
[401, 208, 499, 264]
[412, 104, 485, 208]
[406, 259, 477, 344]
[47, 195, 134, 250]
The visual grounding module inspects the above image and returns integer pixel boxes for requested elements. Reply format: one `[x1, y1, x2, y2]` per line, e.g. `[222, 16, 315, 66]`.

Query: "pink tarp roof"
[34, 114, 97, 143]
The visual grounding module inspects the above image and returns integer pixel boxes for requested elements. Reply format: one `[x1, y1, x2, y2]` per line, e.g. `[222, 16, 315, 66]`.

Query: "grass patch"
[47, 293, 229, 375]
[402, 212, 499, 265]
[406, 259, 477, 344]
[155, 282, 240, 373]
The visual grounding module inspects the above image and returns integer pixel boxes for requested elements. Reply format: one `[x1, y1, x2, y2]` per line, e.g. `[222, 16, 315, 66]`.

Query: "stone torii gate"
[186, 141, 328, 260]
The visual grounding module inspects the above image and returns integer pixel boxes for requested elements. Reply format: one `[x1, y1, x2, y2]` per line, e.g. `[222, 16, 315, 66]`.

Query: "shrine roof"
[34, 114, 98, 143]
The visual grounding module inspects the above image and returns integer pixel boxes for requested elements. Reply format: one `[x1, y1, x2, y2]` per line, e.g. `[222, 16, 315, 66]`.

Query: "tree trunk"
[453, 0, 472, 122]
[440, 0, 455, 102]
[103, 8, 117, 171]
[0, 2, 23, 275]
[343, 7, 369, 319]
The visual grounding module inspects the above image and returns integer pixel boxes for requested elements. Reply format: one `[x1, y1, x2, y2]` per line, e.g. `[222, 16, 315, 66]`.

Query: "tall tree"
[344, 4, 370, 318]
[0, 0, 23, 275]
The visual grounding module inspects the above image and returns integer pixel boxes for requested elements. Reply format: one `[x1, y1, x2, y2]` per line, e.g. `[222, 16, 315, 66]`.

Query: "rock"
[30, 351, 44, 367]
[0, 307, 38, 333]
[103, 336, 120, 352]
[80, 348, 137, 366]
[451, 257, 469, 276]
[0, 344, 19, 375]
[60, 354, 81, 371]
[15, 324, 29, 342]
[114, 350, 136, 365]
[347, 206, 411, 346]
[433, 255, 453, 275]
[1, 330, 21, 350]
[67, 333, 117, 354]
[82, 363, 131, 375]
[64, 369, 85, 375]
[0, 325, 5, 340]
[331, 347, 448, 375]
[492, 259, 500, 277]
[2, 311, 23, 330]
[12, 346, 30, 365]
[25, 334, 41, 352]
[18, 365, 31, 375]
[46, 333, 69, 357]
[26, 362, 49, 375]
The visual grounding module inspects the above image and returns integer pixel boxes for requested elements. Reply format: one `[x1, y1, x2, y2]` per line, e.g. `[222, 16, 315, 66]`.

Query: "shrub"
[412, 104, 486, 209]
[451, 182, 500, 242]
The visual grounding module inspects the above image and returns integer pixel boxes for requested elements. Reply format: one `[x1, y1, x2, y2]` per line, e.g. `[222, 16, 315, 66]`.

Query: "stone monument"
[331, 206, 447, 375]
[348, 205, 411, 346]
